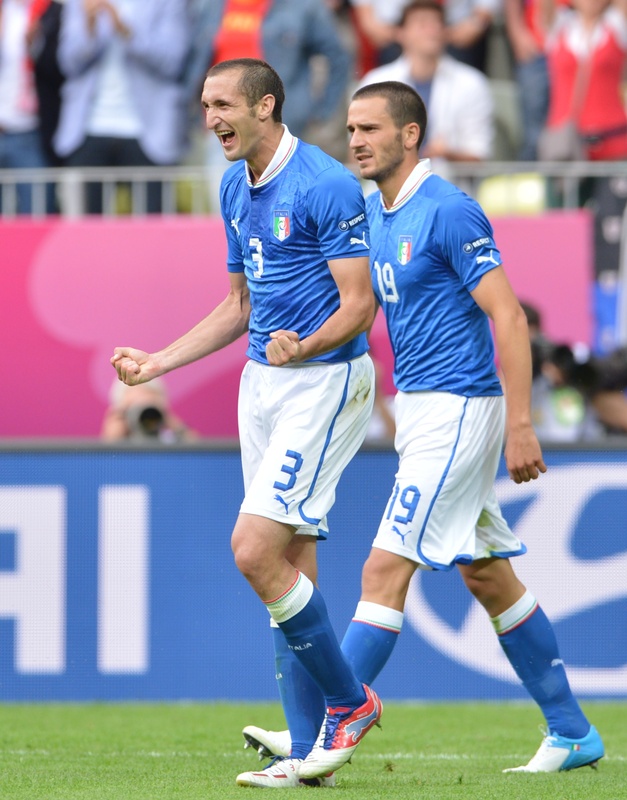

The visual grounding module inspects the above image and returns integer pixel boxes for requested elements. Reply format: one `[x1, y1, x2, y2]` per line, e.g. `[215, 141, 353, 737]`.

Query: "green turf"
[0, 702, 623, 799]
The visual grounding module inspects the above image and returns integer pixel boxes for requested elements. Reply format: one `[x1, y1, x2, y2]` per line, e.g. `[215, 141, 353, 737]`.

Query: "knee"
[360, 550, 414, 609]
[231, 531, 264, 582]
[463, 572, 497, 605]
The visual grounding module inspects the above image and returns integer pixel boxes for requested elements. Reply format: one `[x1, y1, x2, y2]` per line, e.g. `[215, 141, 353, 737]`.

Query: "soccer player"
[244, 80, 605, 776]
[110, 58, 382, 788]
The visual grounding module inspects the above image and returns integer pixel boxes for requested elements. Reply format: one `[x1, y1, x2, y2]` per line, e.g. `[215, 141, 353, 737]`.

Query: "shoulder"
[358, 57, 410, 88]
[424, 177, 484, 223]
[436, 56, 490, 92]
[295, 142, 361, 193]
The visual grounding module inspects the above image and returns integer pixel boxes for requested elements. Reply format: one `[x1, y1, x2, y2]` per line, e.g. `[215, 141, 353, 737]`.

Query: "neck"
[247, 123, 285, 184]
[407, 51, 438, 82]
[379, 159, 420, 209]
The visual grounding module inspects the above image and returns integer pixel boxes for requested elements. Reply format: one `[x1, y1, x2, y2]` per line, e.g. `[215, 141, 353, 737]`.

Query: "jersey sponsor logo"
[338, 212, 366, 232]
[397, 236, 412, 265]
[463, 237, 491, 253]
[273, 210, 290, 241]
[231, 217, 241, 236]
[404, 464, 627, 694]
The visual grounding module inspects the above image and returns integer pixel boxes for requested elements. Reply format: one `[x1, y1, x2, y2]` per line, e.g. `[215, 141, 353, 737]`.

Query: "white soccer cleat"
[235, 757, 335, 788]
[299, 685, 382, 780]
[503, 725, 605, 773]
[242, 725, 291, 760]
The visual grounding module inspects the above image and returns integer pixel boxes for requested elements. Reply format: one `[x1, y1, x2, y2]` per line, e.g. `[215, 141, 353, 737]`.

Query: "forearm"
[155, 296, 249, 374]
[494, 306, 534, 430]
[298, 298, 374, 362]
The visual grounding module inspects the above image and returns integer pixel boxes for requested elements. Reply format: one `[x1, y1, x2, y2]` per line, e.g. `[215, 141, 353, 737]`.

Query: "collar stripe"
[247, 135, 298, 188]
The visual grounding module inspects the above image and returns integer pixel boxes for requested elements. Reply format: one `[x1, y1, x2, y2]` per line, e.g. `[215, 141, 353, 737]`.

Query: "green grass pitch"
[0, 702, 624, 799]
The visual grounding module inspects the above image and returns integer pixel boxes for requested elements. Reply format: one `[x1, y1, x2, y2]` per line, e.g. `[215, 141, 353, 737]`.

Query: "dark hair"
[520, 301, 542, 330]
[352, 81, 428, 150]
[206, 58, 285, 123]
[399, 0, 445, 26]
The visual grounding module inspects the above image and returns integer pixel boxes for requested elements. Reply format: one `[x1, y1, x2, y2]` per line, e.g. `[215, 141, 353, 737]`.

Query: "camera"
[125, 404, 165, 438]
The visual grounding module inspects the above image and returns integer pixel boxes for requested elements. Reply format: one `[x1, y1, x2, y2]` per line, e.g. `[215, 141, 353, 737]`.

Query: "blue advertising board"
[1, 445, 626, 701]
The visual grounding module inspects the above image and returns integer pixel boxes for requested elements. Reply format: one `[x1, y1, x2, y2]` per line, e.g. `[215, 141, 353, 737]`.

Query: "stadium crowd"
[3, 0, 626, 192]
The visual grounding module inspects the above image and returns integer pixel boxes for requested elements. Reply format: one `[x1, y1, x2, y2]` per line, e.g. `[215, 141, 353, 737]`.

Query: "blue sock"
[341, 601, 404, 685]
[492, 591, 589, 739]
[266, 572, 365, 709]
[271, 623, 325, 759]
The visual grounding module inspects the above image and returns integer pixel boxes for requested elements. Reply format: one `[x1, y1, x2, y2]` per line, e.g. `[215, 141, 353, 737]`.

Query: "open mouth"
[216, 130, 236, 146]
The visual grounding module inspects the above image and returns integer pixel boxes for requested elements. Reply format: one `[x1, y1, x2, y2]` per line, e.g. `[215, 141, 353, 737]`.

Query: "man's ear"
[257, 93, 276, 123]
[404, 122, 420, 150]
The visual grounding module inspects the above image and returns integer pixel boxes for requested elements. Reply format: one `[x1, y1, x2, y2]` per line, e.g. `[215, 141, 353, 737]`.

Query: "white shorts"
[238, 353, 375, 537]
[372, 391, 525, 569]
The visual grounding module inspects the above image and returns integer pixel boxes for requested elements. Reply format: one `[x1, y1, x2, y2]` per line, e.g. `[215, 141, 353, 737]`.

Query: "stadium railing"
[2, 161, 627, 217]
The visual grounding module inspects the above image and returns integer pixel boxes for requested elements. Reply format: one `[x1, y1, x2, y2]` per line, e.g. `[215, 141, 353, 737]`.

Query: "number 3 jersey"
[366, 160, 503, 396]
[220, 127, 371, 365]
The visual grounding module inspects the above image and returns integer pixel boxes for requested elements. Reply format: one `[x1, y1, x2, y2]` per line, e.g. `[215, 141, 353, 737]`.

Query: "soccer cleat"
[503, 725, 605, 773]
[243, 725, 291, 760]
[298, 684, 382, 779]
[235, 757, 335, 788]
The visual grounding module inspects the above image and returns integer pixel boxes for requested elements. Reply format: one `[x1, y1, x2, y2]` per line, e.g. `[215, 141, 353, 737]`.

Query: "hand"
[504, 425, 547, 484]
[110, 347, 159, 385]
[84, 0, 130, 37]
[266, 330, 302, 366]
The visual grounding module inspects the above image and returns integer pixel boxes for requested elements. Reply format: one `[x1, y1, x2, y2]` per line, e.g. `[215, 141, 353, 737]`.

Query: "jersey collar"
[382, 159, 432, 212]
[246, 125, 298, 188]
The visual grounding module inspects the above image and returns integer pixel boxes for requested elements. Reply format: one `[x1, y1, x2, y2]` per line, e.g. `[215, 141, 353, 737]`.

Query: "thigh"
[372, 393, 507, 570]
[239, 355, 374, 537]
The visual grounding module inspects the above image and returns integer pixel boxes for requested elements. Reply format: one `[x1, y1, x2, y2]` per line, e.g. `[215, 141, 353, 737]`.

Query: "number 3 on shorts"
[273, 450, 304, 491]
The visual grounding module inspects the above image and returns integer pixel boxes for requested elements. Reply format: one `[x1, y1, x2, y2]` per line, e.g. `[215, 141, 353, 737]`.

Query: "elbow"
[357, 294, 377, 335]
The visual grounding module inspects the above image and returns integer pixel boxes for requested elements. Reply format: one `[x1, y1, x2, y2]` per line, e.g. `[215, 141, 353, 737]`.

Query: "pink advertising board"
[0, 212, 592, 437]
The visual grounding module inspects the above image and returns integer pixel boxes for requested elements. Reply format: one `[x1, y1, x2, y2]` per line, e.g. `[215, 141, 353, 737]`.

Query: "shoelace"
[263, 756, 293, 772]
[321, 708, 351, 748]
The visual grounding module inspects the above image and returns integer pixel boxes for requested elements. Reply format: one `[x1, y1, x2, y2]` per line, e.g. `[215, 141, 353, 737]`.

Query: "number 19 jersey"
[366, 161, 503, 396]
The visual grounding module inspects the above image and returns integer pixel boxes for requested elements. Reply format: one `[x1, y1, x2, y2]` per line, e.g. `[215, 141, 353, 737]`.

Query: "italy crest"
[397, 235, 412, 265]
[273, 210, 290, 241]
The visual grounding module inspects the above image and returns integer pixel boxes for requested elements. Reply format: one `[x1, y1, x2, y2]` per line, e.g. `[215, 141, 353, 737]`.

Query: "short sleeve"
[306, 168, 371, 261]
[220, 172, 245, 273]
[434, 193, 502, 292]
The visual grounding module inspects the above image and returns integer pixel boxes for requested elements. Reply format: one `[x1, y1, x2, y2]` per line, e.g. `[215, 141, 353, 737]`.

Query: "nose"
[349, 129, 363, 150]
[204, 105, 220, 130]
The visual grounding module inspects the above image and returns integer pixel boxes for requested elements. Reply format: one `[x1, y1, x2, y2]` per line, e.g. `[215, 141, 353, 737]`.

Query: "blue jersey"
[220, 129, 371, 364]
[366, 162, 503, 396]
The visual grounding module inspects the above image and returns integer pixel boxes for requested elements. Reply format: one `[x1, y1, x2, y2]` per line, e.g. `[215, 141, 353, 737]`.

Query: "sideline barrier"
[1, 443, 625, 701]
[0, 212, 592, 437]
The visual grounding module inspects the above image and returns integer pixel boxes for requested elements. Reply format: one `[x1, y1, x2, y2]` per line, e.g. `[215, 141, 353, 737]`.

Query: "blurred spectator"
[444, 0, 501, 73]
[540, 0, 627, 163]
[522, 300, 627, 440]
[53, 0, 192, 214]
[26, 0, 65, 167]
[504, 0, 550, 159]
[540, 0, 627, 356]
[358, 0, 494, 172]
[350, 0, 409, 67]
[102, 378, 198, 442]
[0, 0, 51, 214]
[185, 0, 353, 211]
